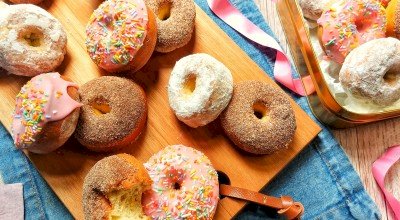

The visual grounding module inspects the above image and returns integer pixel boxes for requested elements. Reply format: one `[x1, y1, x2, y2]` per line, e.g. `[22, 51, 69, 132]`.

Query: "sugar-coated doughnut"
[75, 76, 147, 152]
[11, 72, 82, 154]
[0, 4, 67, 76]
[83, 154, 152, 220]
[142, 145, 219, 219]
[145, 0, 196, 52]
[298, 0, 331, 21]
[220, 81, 296, 155]
[85, 0, 157, 73]
[9, 0, 44, 4]
[168, 53, 233, 128]
[339, 38, 400, 106]
[318, 0, 386, 63]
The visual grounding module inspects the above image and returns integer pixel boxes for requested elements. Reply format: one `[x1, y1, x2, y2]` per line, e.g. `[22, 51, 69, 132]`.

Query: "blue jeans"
[0, 0, 380, 219]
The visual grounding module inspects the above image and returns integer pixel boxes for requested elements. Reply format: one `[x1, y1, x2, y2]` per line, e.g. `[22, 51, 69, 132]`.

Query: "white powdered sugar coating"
[339, 38, 400, 106]
[168, 53, 233, 128]
[0, 4, 67, 76]
[298, 0, 331, 21]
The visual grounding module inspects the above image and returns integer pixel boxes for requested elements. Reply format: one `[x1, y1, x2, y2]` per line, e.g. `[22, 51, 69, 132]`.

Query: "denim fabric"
[0, 0, 380, 219]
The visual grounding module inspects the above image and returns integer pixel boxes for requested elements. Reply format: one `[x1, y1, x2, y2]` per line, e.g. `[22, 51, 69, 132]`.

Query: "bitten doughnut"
[298, 0, 331, 21]
[11, 72, 82, 154]
[85, 0, 157, 73]
[83, 154, 152, 220]
[0, 4, 67, 76]
[9, 0, 44, 4]
[145, 0, 196, 52]
[142, 145, 219, 219]
[168, 53, 233, 128]
[339, 38, 400, 106]
[75, 76, 147, 152]
[317, 0, 386, 63]
[220, 81, 296, 155]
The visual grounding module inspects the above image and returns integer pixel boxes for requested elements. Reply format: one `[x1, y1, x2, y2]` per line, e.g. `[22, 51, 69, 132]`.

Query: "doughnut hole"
[89, 97, 111, 115]
[19, 27, 44, 47]
[107, 186, 149, 219]
[355, 19, 372, 33]
[253, 101, 270, 122]
[157, 1, 172, 20]
[182, 74, 197, 96]
[383, 64, 400, 86]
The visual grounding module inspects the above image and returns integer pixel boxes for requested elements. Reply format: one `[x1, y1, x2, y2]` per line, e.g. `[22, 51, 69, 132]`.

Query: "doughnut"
[142, 145, 219, 219]
[83, 154, 152, 220]
[11, 72, 82, 154]
[387, 0, 400, 39]
[220, 81, 296, 155]
[298, 0, 331, 21]
[75, 76, 147, 152]
[8, 0, 43, 4]
[339, 37, 400, 106]
[85, 0, 157, 73]
[317, 0, 386, 64]
[145, 0, 196, 53]
[168, 53, 233, 128]
[0, 4, 67, 76]
[0, 1, 8, 9]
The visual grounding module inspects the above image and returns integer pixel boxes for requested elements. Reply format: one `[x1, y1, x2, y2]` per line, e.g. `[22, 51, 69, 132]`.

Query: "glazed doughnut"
[75, 76, 147, 152]
[142, 145, 219, 219]
[85, 0, 157, 73]
[145, 0, 196, 52]
[298, 0, 331, 21]
[0, 4, 67, 76]
[168, 53, 233, 128]
[11, 72, 82, 154]
[317, 0, 386, 63]
[387, 0, 400, 39]
[83, 154, 152, 220]
[220, 81, 296, 155]
[339, 38, 400, 106]
[8, 0, 44, 4]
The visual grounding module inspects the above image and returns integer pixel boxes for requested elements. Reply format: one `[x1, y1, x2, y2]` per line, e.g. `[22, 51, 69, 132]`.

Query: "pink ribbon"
[206, 0, 315, 96]
[372, 146, 400, 219]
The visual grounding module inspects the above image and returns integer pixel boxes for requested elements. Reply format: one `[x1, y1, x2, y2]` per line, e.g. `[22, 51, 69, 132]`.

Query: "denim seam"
[314, 202, 347, 220]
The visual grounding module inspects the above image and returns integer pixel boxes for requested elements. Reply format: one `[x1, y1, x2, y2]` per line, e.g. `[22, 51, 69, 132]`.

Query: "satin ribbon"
[206, 0, 315, 96]
[372, 146, 400, 219]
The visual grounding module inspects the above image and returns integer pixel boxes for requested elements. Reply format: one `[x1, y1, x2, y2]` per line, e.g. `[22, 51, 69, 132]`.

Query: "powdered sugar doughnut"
[0, 4, 67, 76]
[168, 54, 233, 128]
[298, 0, 331, 21]
[339, 38, 400, 106]
[142, 145, 219, 219]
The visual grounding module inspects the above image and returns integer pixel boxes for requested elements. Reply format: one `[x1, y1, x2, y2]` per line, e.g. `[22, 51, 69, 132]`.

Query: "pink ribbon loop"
[207, 0, 315, 96]
[372, 146, 400, 219]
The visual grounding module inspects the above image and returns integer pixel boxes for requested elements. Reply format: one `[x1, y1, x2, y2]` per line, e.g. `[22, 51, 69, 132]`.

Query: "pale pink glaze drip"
[317, 0, 386, 63]
[85, 0, 149, 72]
[12, 72, 82, 148]
[142, 145, 219, 219]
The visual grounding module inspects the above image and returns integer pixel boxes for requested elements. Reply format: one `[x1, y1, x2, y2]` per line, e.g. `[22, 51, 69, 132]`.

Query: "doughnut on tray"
[0, 0, 321, 219]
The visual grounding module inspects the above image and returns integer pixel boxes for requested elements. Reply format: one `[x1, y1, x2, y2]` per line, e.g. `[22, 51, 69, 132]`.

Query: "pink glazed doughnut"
[142, 145, 219, 219]
[317, 0, 386, 63]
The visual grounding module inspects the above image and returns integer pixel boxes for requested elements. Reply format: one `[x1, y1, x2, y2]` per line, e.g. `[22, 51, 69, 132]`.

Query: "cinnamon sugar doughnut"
[75, 76, 147, 152]
[145, 0, 196, 52]
[339, 38, 400, 106]
[0, 4, 67, 76]
[298, 0, 331, 21]
[220, 81, 296, 155]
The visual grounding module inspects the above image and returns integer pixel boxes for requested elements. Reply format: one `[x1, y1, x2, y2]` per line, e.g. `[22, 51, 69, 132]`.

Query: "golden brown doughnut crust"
[8, 0, 43, 4]
[82, 154, 152, 220]
[75, 76, 147, 152]
[220, 80, 296, 154]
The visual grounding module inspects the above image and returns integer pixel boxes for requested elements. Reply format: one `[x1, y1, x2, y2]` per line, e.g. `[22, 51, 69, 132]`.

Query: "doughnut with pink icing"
[142, 145, 219, 219]
[317, 0, 386, 63]
[12, 72, 82, 154]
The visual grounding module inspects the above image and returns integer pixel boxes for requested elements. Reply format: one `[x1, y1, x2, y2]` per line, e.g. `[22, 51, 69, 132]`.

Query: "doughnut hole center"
[355, 19, 371, 33]
[173, 182, 181, 190]
[182, 74, 197, 96]
[253, 101, 270, 122]
[384, 65, 400, 86]
[19, 28, 43, 47]
[90, 98, 111, 115]
[157, 2, 172, 20]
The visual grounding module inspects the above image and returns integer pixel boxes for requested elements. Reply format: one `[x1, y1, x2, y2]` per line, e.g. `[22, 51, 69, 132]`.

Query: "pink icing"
[11, 72, 82, 149]
[85, 0, 149, 72]
[142, 145, 219, 219]
[317, 0, 386, 63]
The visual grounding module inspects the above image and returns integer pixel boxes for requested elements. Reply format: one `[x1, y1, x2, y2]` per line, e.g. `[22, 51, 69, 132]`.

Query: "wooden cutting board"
[0, 0, 321, 219]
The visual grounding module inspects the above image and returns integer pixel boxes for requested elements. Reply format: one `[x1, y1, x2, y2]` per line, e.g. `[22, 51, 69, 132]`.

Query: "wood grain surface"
[0, 0, 321, 219]
[253, 0, 400, 219]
